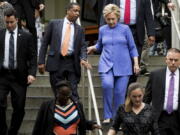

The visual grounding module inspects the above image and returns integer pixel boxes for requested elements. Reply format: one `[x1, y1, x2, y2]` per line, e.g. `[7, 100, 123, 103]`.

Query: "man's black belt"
[1, 67, 17, 73]
[60, 54, 74, 59]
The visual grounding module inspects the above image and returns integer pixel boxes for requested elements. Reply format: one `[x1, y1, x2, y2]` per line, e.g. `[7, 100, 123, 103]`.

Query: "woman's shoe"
[102, 119, 111, 124]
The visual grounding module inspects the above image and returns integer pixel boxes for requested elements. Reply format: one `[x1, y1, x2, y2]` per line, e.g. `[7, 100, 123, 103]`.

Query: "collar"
[166, 67, 179, 76]
[7, 26, 18, 35]
[64, 17, 73, 24]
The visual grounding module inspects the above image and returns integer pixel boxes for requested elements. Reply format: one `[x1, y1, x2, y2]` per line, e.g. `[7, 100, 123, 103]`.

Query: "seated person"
[32, 80, 101, 135]
[107, 82, 160, 135]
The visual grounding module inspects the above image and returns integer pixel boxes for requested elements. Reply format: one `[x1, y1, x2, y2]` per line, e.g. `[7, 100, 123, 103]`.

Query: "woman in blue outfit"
[87, 4, 140, 123]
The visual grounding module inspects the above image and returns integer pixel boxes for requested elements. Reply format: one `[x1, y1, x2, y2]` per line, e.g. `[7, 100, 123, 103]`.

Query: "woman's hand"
[134, 64, 140, 75]
[107, 129, 116, 135]
[87, 46, 96, 54]
[133, 57, 140, 75]
[92, 124, 102, 130]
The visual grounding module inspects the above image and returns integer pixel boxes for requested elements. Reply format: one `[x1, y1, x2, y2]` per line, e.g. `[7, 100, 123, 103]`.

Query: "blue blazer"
[96, 23, 138, 76]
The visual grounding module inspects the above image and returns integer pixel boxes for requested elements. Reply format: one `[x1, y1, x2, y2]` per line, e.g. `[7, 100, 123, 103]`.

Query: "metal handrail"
[177, 0, 180, 9]
[170, 9, 180, 41]
[87, 69, 103, 135]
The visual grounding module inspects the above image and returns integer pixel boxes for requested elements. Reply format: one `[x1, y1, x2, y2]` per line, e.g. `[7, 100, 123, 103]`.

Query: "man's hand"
[167, 2, 175, 10]
[38, 64, 45, 74]
[27, 75, 36, 84]
[39, 4, 45, 11]
[80, 60, 92, 69]
[147, 36, 155, 46]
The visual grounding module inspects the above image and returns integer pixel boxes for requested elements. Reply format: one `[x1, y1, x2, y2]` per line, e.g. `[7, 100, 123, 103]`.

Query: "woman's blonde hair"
[125, 82, 145, 112]
[103, 4, 120, 19]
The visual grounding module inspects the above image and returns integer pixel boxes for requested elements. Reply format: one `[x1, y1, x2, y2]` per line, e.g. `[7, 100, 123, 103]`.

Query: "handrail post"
[88, 85, 92, 135]
[81, 66, 85, 107]
[87, 69, 103, 135]
[171, 0, 180, 49]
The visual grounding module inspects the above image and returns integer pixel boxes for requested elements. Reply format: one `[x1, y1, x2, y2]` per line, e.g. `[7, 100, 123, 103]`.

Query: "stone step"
[27, 84, 103, 97]
[147, 65, 166, 72]
[32, 74, 50, 86]
[27, 85, 53, 96]
[7, 106, 104, 121]
[137, 75, 149, 86]
[27, 75, 149, 97]
[32, 73, 101, 86]
[6, 120, 34, 135]
[87, 55, 165, 66]
[87, 64, 165, 75]
[148, 56, 165, 65]
[7, 96, 103, 108]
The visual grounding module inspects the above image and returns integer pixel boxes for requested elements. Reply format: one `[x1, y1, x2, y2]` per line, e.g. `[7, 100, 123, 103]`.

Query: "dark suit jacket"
[0, 28, 37, 85]
[100, 0, 155, 46]
[153, 0, 171, 17]
[38, 19, 87, 79]
[144, 68, 180, 121]
[7, 0, 42, 8]
[32, 99, 95, 135]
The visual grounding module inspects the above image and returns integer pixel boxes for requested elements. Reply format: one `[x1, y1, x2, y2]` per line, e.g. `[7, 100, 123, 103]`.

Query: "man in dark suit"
[144, 48, 180, 135]
[7, 0, 44, 40]
[0, 9, 37, 135]
[100, 0, 155, 83]
[38, 3, 90, 100]
[152, 0, 175, 50]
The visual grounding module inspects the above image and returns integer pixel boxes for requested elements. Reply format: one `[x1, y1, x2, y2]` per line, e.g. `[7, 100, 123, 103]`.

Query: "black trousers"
[0, 70, 27, 135]
[162, 25, 171, 50]
[12, 0, 37, 42]
[158, 111, 180, 135]
[128, 25, 143, 84]
[49, 55, 80, 100]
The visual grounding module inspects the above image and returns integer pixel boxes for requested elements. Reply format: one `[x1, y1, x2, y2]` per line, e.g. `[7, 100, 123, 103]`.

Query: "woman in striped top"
[32, 80, 101, 135]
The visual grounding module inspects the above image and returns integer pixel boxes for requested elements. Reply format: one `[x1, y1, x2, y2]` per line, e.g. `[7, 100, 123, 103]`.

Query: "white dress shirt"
[61, 17, 75, 55]
[163, 67, 179, 111]
[119, 0, 136, 25]
[3, 27, 18, 69]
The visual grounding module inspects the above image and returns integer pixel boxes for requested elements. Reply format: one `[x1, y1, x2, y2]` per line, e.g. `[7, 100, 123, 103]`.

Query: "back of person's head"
[4, 8, 17, 18]
[125, 82, 144, 112]
[56, 80, 72, 96]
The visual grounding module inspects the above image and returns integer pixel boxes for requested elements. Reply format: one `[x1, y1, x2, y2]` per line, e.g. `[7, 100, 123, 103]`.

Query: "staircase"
[7, 55, 166, 135]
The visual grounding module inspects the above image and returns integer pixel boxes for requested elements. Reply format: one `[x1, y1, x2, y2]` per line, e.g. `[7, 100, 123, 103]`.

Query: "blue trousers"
[100, 70, 129, 119]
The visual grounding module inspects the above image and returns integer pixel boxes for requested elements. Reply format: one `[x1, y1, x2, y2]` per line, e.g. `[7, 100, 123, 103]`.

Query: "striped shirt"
[53, 102, 80, 135]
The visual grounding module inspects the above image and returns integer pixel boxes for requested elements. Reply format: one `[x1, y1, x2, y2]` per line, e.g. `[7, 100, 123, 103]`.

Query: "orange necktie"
[61, 22, 71, 56]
